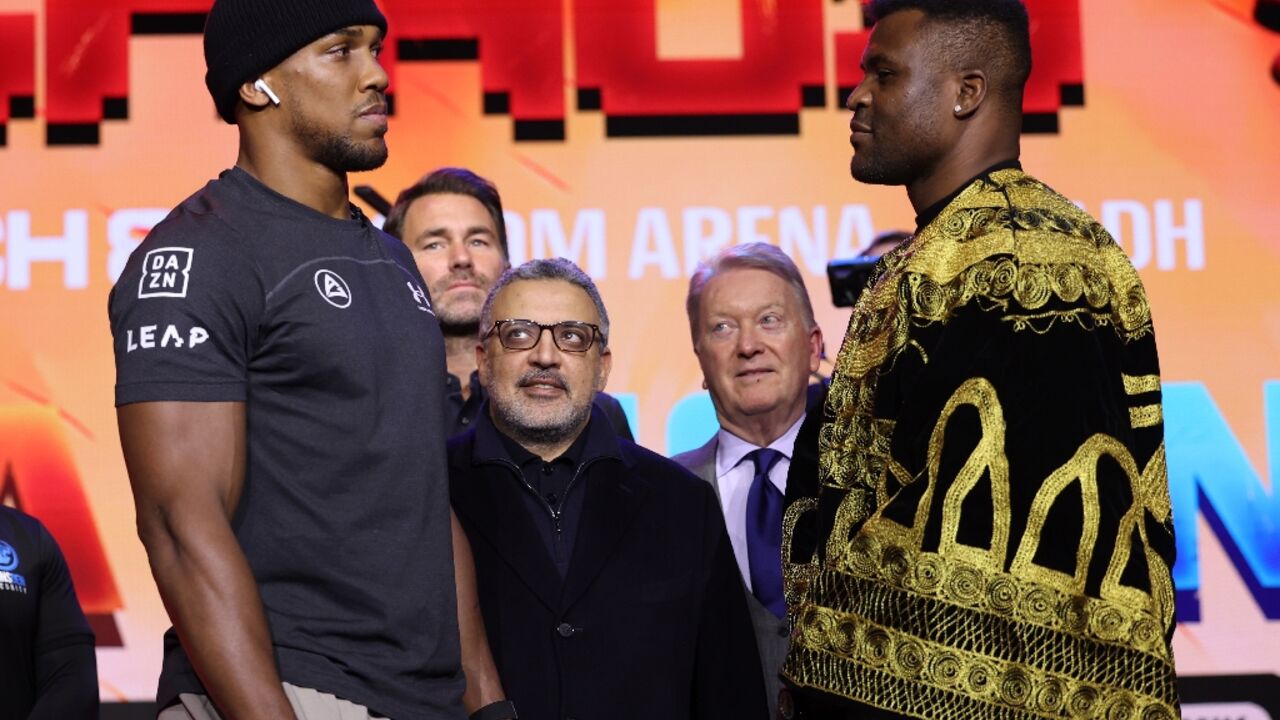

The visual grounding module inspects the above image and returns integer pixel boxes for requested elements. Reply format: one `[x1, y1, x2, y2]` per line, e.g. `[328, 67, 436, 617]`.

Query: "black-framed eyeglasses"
[484, 319, 602, 353]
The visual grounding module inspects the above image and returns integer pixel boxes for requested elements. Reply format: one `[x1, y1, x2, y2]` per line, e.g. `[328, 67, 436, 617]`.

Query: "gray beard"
[490, 394, 592, 449]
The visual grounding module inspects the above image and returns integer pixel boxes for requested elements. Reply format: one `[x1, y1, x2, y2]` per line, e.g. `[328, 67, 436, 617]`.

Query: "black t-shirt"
[109, 167, 463, 719]
[0, 506, 97, 719]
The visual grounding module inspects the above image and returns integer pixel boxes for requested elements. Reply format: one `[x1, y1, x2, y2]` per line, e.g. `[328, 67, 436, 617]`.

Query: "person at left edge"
[448, 258, 767, 720]
[0, 505, 98, 719]
[108, 1, 507, 718]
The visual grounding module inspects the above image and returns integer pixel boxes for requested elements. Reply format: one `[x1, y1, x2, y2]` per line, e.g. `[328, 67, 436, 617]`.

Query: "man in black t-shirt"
[383, 167, 634, 439]
[0, 506, 98, 719]
[109, 1, 506, 718]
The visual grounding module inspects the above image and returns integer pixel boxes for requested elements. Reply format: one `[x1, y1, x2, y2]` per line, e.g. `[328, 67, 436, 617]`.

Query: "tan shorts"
[157, 682, 389, 720]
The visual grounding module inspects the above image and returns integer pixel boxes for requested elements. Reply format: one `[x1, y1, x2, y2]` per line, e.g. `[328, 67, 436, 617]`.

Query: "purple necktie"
[746, 448, 786, 619]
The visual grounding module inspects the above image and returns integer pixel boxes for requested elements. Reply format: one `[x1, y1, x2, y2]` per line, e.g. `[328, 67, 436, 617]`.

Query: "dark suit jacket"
[671, 436, 790, 720]
[448, 408, 767, 720]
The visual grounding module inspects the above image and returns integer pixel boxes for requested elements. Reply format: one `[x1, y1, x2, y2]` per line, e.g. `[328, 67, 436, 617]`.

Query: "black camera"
[826, 231, 912, 308]
[826, 256, 881, 308]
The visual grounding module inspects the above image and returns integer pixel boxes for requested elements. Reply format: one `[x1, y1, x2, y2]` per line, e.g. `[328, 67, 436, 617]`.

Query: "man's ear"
[239, 77, 276, 111]
[807, 324, 824, 374]
[595, 347, 613, 392]
[953, 69, 988, 117]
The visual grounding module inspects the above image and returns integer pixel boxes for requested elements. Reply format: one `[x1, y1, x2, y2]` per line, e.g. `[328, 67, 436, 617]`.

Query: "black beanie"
[203, 0, 388, 124]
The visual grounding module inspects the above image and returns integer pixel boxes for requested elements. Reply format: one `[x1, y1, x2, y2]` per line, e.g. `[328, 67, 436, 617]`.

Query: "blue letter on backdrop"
[1164, 381, 1280, 621]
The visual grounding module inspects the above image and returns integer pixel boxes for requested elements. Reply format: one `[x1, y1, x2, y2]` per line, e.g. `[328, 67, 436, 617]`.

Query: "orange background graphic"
[0, 0, 1277, 705]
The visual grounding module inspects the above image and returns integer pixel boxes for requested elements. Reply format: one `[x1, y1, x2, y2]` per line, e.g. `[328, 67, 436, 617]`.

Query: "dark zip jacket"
[448, 405, 768, 720]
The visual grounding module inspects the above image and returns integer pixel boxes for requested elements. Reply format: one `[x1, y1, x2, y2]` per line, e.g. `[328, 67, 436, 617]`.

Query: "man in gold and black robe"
[780, 1, 1180, 718]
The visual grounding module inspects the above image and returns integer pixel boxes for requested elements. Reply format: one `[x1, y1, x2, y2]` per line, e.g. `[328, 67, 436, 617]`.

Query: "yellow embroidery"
[1122, 373, 1162, 396]
[783, 496, 820, 608]
[920, 377, 1012, 570]
[1138, 443, 1173, 524]
[787, 382, 1180, 717]
[789, 601, 1177, 720]
[789, 170, 1178, 718]
[906, 259, 1150, 341]
[1129, 404, 1163, 429]
[1002, 308, 1114, 335]
[819, 171, 1156, 551]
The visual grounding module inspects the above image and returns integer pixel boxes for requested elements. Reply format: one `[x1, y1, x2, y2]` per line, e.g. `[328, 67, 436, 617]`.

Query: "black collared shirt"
[445, 371, 485, 438]
[497, 425, 589, 520]
[483, 411, 621, 578]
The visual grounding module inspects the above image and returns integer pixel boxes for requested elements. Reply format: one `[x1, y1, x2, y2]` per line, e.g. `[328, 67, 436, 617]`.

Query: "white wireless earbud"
[254, 78, 281, 106]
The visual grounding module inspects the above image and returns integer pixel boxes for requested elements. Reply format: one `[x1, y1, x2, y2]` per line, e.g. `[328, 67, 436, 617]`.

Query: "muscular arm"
[118, 401, 294, 720]
[452, 509, 506, 713]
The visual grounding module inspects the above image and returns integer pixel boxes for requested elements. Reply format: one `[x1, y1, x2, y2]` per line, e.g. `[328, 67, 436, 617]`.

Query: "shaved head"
[869, 0, 1032, 115]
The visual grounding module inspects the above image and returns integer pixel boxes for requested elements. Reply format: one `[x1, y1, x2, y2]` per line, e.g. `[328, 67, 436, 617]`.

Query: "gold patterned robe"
[781, 169, 1179, 719]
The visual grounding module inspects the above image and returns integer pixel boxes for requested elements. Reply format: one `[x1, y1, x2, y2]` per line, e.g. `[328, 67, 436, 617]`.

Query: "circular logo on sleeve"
[0, 541, 18, 571]
[314, 269, 353, 309]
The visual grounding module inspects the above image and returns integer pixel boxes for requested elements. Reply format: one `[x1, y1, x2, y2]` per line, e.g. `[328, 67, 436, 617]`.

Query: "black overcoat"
[448, 409, 768, 720]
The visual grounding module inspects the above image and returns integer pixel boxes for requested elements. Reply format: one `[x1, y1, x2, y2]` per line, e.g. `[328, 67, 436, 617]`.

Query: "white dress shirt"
[713, 414, 805, 592]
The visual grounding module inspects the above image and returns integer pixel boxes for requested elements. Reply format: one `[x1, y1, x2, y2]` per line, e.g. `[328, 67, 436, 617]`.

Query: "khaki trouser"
[157, 682, 389, 720]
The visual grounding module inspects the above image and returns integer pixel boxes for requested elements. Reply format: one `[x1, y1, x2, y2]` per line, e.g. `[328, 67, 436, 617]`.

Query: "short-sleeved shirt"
[108, 167, 464, 720]
[0, 506, 96, 718]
